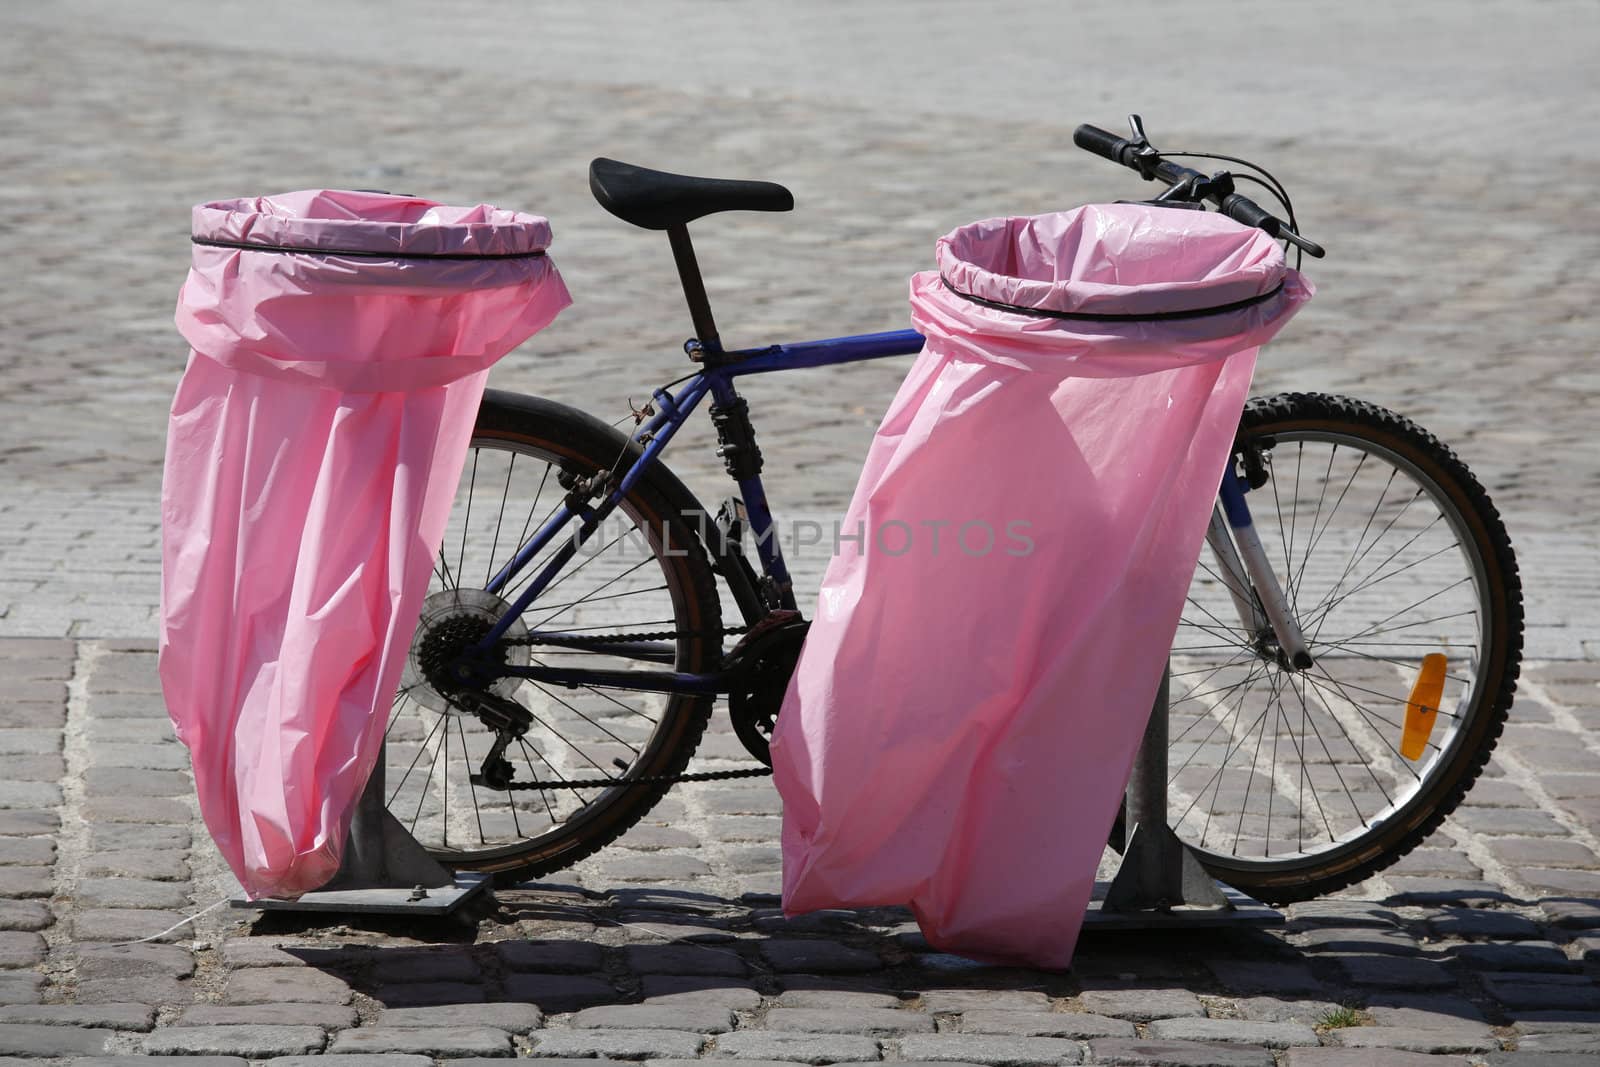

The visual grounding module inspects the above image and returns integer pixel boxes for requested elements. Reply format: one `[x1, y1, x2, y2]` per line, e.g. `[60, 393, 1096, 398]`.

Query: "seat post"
[666, 224, 720, 353]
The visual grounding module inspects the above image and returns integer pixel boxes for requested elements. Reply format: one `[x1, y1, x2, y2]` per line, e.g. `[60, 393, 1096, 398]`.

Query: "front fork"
[1210, 460, 1314, 670]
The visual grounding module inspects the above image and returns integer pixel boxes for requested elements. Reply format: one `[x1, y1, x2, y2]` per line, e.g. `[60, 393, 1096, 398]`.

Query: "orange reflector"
[1401, 653, 1448, 761]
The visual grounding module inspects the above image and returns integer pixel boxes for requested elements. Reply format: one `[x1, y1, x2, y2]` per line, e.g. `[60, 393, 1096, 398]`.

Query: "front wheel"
[1166, 392, 1523, 903]
[382, 390, 723, 883]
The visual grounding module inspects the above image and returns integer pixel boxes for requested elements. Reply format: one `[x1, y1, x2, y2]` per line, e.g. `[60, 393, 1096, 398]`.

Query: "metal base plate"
[232, 871, 491, 916]
[1082, 881, 1283, 931]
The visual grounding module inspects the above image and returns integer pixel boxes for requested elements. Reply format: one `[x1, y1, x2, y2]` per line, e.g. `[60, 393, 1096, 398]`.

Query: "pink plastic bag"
[159, 190, 570, 899]
[772, 204, 1311, 968]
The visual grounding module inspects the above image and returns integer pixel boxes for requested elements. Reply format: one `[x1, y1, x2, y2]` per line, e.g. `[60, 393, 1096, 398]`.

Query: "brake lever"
[1279, 229, 1326, 259]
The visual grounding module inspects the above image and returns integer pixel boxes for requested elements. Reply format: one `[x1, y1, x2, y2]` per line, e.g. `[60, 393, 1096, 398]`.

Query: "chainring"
[724, 611, 809, 766]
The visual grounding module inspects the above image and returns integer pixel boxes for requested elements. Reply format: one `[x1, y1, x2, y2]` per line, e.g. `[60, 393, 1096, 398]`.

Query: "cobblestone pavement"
[3, 3, 1600, 1065]
[3, 642, 1600, 1065]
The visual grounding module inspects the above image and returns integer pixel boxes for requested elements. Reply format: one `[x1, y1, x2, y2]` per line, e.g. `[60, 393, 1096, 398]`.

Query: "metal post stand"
[233, 742, 490, 916]
[1082, 666, 1282, 929]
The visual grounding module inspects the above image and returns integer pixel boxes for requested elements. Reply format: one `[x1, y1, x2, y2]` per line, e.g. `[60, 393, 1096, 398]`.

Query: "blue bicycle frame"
[468, 327, 926, 694]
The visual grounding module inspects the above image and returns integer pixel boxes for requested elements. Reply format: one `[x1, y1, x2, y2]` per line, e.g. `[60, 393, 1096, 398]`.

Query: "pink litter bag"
[160, 190, 570, 899]
[772, 204, 1312, 968]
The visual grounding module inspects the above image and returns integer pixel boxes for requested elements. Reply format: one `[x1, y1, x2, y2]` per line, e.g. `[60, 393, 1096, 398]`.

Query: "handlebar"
[1073, 120, 1325, 259]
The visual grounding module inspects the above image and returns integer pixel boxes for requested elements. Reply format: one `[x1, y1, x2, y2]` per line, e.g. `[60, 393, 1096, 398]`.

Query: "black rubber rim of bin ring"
[939, 275, 1284, 322]
[190, 236, 548, 261]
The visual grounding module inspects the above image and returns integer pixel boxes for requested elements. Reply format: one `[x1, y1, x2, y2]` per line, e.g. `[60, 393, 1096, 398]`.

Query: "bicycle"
[382, 116, 1523, 904]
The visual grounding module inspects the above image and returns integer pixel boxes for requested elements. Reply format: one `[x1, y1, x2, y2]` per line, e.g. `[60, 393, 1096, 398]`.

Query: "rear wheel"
[384, 391, 722, 882]
[1167, 392, 1522, 902]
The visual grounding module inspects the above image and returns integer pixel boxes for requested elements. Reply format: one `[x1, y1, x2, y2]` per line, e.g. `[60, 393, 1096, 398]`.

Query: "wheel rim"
[384, 433, 706, 867]
[1169, 424, 1495, 877]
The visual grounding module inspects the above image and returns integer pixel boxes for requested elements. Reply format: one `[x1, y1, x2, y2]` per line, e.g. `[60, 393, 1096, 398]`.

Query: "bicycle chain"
[486, 623, 772, 790]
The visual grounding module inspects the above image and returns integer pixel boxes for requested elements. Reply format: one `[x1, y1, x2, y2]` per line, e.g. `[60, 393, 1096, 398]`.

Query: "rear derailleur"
[457, 689, 533, 790]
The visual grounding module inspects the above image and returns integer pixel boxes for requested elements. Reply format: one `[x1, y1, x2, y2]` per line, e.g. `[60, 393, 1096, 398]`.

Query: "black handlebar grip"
[1219, 194, 1278, 234]
[1074, 124, 1132, 166]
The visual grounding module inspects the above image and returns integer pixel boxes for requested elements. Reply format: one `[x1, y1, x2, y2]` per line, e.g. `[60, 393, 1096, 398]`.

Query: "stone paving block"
[179, 1004, 360, 1030]
[72, 908, 186, 942]
[376, 1004, 542, 1033]
[81, 796, 189, 823]
[708, 1031, 881, 1062]
[624, 942, 748, 976]
[1204, 959, 1326, 995]
[0, 902, 50, 932]
[1087, 1038, 1275, 1066]
[329, 1026, 514, 1057]
[497, 973, 619, 1012]
[759, 939, 883, 973]
[270, 1058, 432, 1067]
[1389, 847, 1485, 878]
[1508, 1011, 1600, 1032]
[1426, 907, 1543, 940]
[1490, 837, 1600, 868]
[1480, 972, 1600, 1011]
[77, 877, 190, 909]
[1325, 1026, 1499, 1053]
[1539, 899, 1600, 929]
[597, 854, 714, 881]
[217, 940, 319, 968]
[362, 947, 481, 984]
[83, 766, 191, 798]
[0, 782, 60, 809]
[0, 1003, 153, 1030]
[1449, 941, 1575, 972]
[0, 732, 60, 757]
[921, 992, 1054, 1016]
[0, 755, 64, 784]
[1363, 994, 1487, 1027]
[1293, 927, 1423, 955]
[698, 787, 783, 816]
[625, 920, 738, 943]
[223, 966, 353, 1005]
[1333, 954, 1455, 989]
[0, 840, 55, 869]
[1453, 808, 1569, 836]
[75, 942, 194, 979]
[1076, 988, 1205, 1021]
[81, 849, 190, 882]
[529, 1028, 705, 1059]
[144, 1024, 326, 1057]
[774, 990, 901, 1009]
[1384, 878, 1513, 905]
[764, 1007, 935, 1035]
[1501, 1032, 1600, 1054]
[955, 1010, 1132, 1038]
[1285, 901, 1399, 929]
[0, 1023, 115, 1056]
[1146, 1017, 1319, 1047]
[1516, 867, 1600, 895]
[1284, 1051, 1472, 1066]
[572, 1004, 736, 1032]
[0, 975, 42, 1006]
[74, 1059, 246, 1067]
[639, 977, 763, 1009]
[494, 939, 604, 973]
[893, 1033, 1083, 1065]
[86, 823, 190, 852]
[89, 694, 168, 720]
[91, 742, 190, 770]
[1232, 998, 1340, 1023]
[369, 981, 486, 1007]
[0, 867, 53, 899]
[0, 933, 44, 969]
[0, 813, 56, 836]
[74, 976, 192, 1006]
[615, 825, 702, 850]
[1483, 1054, 1600, 1067]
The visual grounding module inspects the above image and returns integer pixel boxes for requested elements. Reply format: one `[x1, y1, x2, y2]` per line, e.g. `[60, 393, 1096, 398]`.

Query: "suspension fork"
[1214, 464, 1314, 670]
